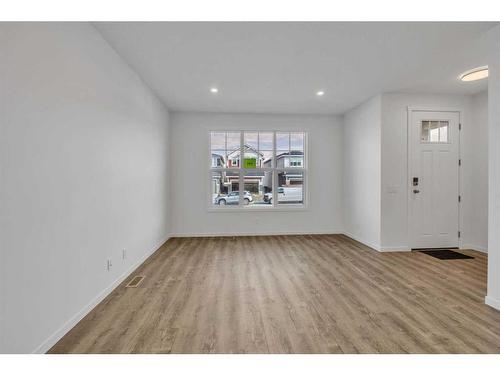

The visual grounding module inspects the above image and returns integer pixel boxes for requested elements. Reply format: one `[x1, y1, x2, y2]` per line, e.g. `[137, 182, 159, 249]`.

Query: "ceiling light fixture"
[210, 87, 219, 93]
[316, 90, 325, 96]
[459, 66, 488, 82]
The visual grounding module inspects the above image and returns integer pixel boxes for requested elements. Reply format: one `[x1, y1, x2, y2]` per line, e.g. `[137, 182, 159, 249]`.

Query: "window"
[421, 120, 449, 143]
[209, 131, 306, 208]
[289, 157, 302, 167]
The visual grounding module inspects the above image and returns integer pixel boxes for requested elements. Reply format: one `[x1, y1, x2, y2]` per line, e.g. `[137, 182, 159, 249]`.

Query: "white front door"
[409, 110, 460, 249]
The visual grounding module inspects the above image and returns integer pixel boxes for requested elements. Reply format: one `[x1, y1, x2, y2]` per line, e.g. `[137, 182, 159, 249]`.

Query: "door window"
[421, 120, 449, 143]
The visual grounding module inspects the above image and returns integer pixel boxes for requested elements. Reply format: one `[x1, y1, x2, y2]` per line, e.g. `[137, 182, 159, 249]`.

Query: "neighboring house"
[212, 145, 268, 196]
[211, 152, 224, 168]
[262, 151, 304, 188]
[263, 150, 304, 169]
[213, 150, 303, 199]
[211, 154, 226, 198]
[226, 144, 264, 168]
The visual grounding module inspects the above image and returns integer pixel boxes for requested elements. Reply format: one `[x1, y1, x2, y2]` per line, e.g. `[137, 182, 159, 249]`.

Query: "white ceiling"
[95, 22, 496, 115]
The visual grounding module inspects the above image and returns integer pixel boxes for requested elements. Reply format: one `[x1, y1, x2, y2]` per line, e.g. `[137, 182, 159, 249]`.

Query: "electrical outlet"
[107, 259, 112, 271]
[122, 249, 126, 260]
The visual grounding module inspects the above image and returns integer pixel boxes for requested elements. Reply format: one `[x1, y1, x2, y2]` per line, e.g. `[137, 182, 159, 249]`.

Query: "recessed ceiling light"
[210, 87, 219, 93]
[316, 90, 325, 96]
[459, 66, 488, 82]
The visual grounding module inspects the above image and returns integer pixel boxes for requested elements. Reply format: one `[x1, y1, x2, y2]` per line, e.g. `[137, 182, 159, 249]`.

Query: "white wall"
[380, 92, 488, 251]
[486, 25, 500, 311]
[169, 112, 343, 236]
[341, 92, 488, 252]
[465, 91, 489, 251]
[342, 95, 382, 250]
[0, 23, 171, 353]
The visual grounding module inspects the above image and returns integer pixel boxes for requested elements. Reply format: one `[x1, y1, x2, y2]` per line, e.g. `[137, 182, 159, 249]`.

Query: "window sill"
[207, 205, 308, 213]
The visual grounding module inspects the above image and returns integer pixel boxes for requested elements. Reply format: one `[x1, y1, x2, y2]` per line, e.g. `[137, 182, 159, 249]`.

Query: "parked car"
[215, 191, 253, 205]
[264, 187, 302, 204]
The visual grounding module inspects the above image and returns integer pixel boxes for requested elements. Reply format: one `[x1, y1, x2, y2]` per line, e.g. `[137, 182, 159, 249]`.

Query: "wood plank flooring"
[48, 235, 500, 353]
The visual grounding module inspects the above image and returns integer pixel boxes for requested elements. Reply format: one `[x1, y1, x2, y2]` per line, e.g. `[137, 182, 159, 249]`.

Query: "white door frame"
[407, 107, 463, 249]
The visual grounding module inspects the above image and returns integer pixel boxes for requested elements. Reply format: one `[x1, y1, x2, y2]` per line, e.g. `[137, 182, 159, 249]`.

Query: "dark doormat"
[418, 249, 474, 260]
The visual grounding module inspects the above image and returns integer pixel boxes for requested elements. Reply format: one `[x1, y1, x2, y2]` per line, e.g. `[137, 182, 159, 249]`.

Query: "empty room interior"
[3, 20, 500, 355]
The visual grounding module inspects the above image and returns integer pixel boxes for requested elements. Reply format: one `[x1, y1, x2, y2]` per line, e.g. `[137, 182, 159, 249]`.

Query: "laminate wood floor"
[48, 235, 500, 353]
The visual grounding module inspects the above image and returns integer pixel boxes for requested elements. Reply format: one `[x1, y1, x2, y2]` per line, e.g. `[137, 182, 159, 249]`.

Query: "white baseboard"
[461, 244, 488, 253]
[32, 233, 171, 354]
[378, 246, 411, 253]
[170, 230, 343, 238]
[341, 231, 382, 252]
[485, 295, 500, 311]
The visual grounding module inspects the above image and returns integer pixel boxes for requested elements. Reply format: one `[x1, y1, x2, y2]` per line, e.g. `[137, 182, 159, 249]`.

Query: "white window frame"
[208, 130, 308, 212]
[420, 119, 451, 144]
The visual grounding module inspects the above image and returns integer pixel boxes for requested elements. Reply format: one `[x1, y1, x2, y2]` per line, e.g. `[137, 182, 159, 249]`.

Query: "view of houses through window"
[210, 131, 306, 207]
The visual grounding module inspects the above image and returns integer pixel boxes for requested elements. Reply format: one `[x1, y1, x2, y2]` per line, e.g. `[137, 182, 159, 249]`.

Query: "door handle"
[413, 189, 420, 194]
